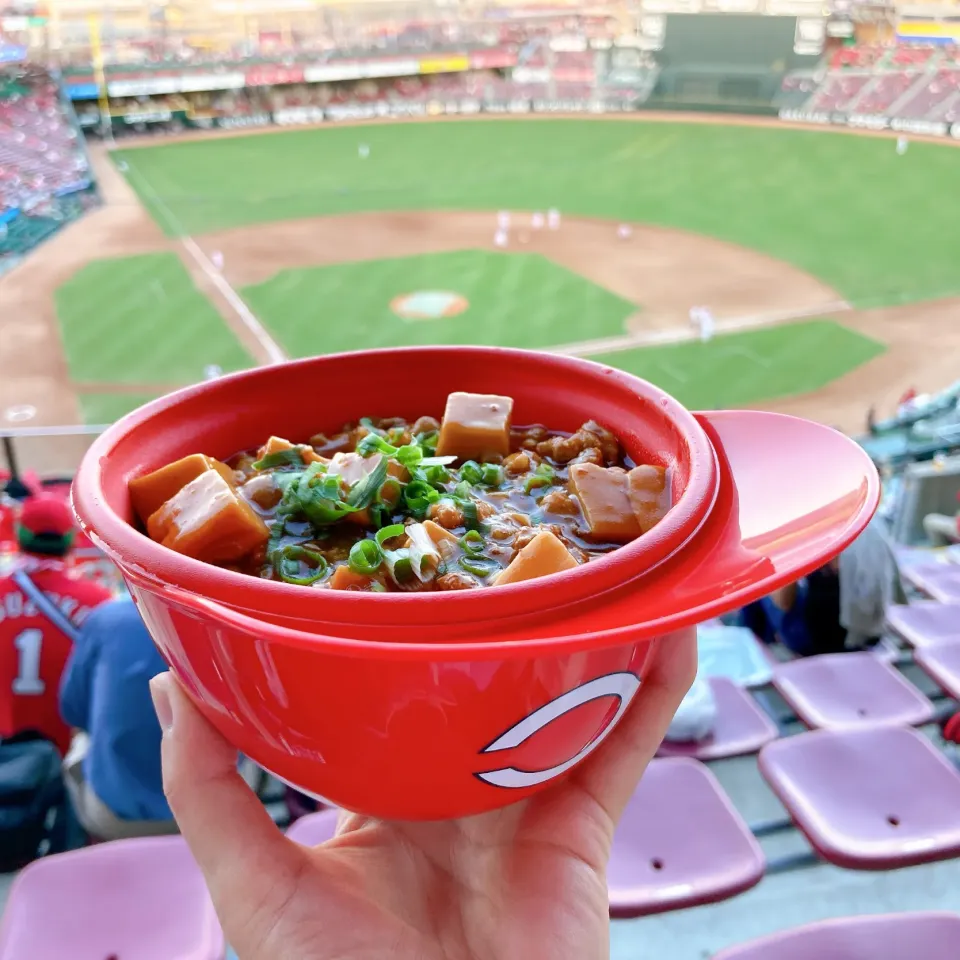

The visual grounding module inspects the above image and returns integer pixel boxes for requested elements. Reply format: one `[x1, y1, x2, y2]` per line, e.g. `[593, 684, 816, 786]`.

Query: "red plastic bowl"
[74, 347, 880, 819]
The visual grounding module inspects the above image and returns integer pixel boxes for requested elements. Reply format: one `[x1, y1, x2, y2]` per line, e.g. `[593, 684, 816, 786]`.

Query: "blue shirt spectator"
[59, 598, 171, 822]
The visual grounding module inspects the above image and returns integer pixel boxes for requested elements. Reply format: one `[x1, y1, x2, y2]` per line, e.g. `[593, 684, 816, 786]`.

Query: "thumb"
[150, 672, 307, 949]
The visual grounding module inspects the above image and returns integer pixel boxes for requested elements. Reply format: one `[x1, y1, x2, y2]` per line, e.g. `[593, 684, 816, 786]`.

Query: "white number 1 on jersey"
[13, 629, 45, 695]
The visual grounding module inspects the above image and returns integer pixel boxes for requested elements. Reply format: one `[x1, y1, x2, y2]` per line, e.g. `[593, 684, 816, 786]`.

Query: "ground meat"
[513, 424, 549, 451]
[435, 571, 479, 591]
[511, 527, 539, 553]
[488, 521, 517, 541]
[536, 434, 586, 463]
[476, 500, 497, 520]
[310, 432, 352, 457]
[536, 421, 621, 466]
[412, 415, 440, 436]
[503, 451, 532, 476]
[428, 499, 464, 529]
[581, 420, 621, 465]
[572, 446, 604, 467]
[540, 490, 580, 516]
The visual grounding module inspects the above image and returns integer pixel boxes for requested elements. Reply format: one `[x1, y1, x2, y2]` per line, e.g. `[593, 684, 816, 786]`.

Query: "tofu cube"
[257, 436, 294, 458]
[147, 469, 269, 564]
[436, 392, 513, 461]
[130, 454, 235, 526]
[256, 436, 326, 465]
[569, 463, 641, 543]
[627, 465, 669, 534]
[494, 530, 579, 586]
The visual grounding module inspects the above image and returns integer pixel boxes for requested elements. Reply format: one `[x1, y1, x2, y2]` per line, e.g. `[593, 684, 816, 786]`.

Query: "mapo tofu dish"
[130, 391, 671, 592]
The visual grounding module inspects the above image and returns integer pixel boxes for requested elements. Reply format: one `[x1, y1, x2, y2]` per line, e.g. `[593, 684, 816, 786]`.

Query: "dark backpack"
[0, 734, 67, 871]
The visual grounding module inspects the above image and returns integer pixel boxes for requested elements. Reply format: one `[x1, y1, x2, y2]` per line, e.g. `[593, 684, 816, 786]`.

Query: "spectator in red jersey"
[0, 495, 112, 755]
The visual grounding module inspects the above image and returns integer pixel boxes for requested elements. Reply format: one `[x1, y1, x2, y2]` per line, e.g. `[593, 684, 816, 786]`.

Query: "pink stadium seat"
[915, 639, 960, 700]
[713, 912, 960, 960]
[772, 652, 934, 730]
[0, 836, 224, 960]
[759, 727, 960, 870]
[285, 807, 340, 846]
[887, 601, 960, 648]
[903, 564, 960, 603]
[657, 677, 778, 761]
[608, 758, 764, 917]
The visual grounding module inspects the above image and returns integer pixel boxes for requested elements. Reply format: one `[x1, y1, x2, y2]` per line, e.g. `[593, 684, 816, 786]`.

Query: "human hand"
[150, 628, 696, 960]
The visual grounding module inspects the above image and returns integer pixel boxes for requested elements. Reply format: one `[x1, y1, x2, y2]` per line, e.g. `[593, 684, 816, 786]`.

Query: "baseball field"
[4, 114, 960, 473]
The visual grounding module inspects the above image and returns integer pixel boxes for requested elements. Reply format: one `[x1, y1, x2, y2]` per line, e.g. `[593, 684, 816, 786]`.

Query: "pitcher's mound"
[391, 290, 468, 321]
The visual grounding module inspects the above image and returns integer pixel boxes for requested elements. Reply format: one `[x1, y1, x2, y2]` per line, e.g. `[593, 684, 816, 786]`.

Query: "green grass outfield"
[115, 118, 960, 306]
[589, 320, 885, 410]
[241, 250, 635, 355]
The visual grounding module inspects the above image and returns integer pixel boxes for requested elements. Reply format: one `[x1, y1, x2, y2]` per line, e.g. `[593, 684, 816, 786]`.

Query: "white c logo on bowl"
[476, 672, 642, 789]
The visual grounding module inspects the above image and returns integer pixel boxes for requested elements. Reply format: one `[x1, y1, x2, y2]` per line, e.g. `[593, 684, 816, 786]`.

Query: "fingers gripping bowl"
[74, 347, 879, 819]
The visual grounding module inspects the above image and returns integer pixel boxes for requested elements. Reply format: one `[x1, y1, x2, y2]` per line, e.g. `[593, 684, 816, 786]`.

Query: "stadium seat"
[771, 652, 934, 730]
[887, 600, 960, 647]
[607, 758, 764, 917]
[0, 836, 225, 959]
[902, 564, 960, 603]
[713, 912, 960, 960]
[915, 639, 960, 700]
[285, 807, 340, 846]
[758, 727, 960, 869]
[657, 677, 778, 761]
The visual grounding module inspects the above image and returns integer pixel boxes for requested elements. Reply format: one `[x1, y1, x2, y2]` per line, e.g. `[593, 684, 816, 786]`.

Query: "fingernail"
[150, 674, 174, 733]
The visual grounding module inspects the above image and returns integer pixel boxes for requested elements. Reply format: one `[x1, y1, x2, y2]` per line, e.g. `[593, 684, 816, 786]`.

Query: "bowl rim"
[73, 346, 718, 624]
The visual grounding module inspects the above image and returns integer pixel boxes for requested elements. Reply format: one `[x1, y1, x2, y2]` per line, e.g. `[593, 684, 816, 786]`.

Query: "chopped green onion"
[480, 463, 503, 487]
[273, 545, 328, 586]
[460, 530, 485, 556]
[415, 430, 439, 455]
[460, 461, 483, 485]
[314, 474, 341, 499]
[376, 523, 406, 547]
[403, 479, 441, 517]
[357, 433, 397, 457]
[459, 556, 498, 578]
[377, 477, 402, 506]
[368, 504, 389, 530]
[346, 456, 389, 509]
[348, 538, 383, 575]
[453, 480, 472, 501]
[273, 471, 301, 495]
[252, 448, 304, 471]
[418, 456, 457, 467]
[266, 518, 286, 557]
[396, 444, 424, 469]
[524, 463, 555, 494]
[385, 547, 414, 585]
[461, 498, 482, 532]
[370, 581, 387, 592]
[422, 464, 451, 488]
[406, 523, 442, 582]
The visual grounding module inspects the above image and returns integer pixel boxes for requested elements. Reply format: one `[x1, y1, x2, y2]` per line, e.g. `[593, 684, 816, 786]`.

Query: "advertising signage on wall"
[418, 56, 470, 74]
[779, 108, 960, 139]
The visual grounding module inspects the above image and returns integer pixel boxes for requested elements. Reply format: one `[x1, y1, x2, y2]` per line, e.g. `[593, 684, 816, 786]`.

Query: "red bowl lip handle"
[128, 409, 879, 665]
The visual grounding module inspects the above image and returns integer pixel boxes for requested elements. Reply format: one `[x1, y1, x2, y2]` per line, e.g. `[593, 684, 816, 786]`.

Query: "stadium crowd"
[783, 42, 960, 124]
[0, 66, 89, 216]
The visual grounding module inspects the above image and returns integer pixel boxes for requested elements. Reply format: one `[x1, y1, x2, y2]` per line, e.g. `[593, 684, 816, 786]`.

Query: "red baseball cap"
[18, 494, 75, 538]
